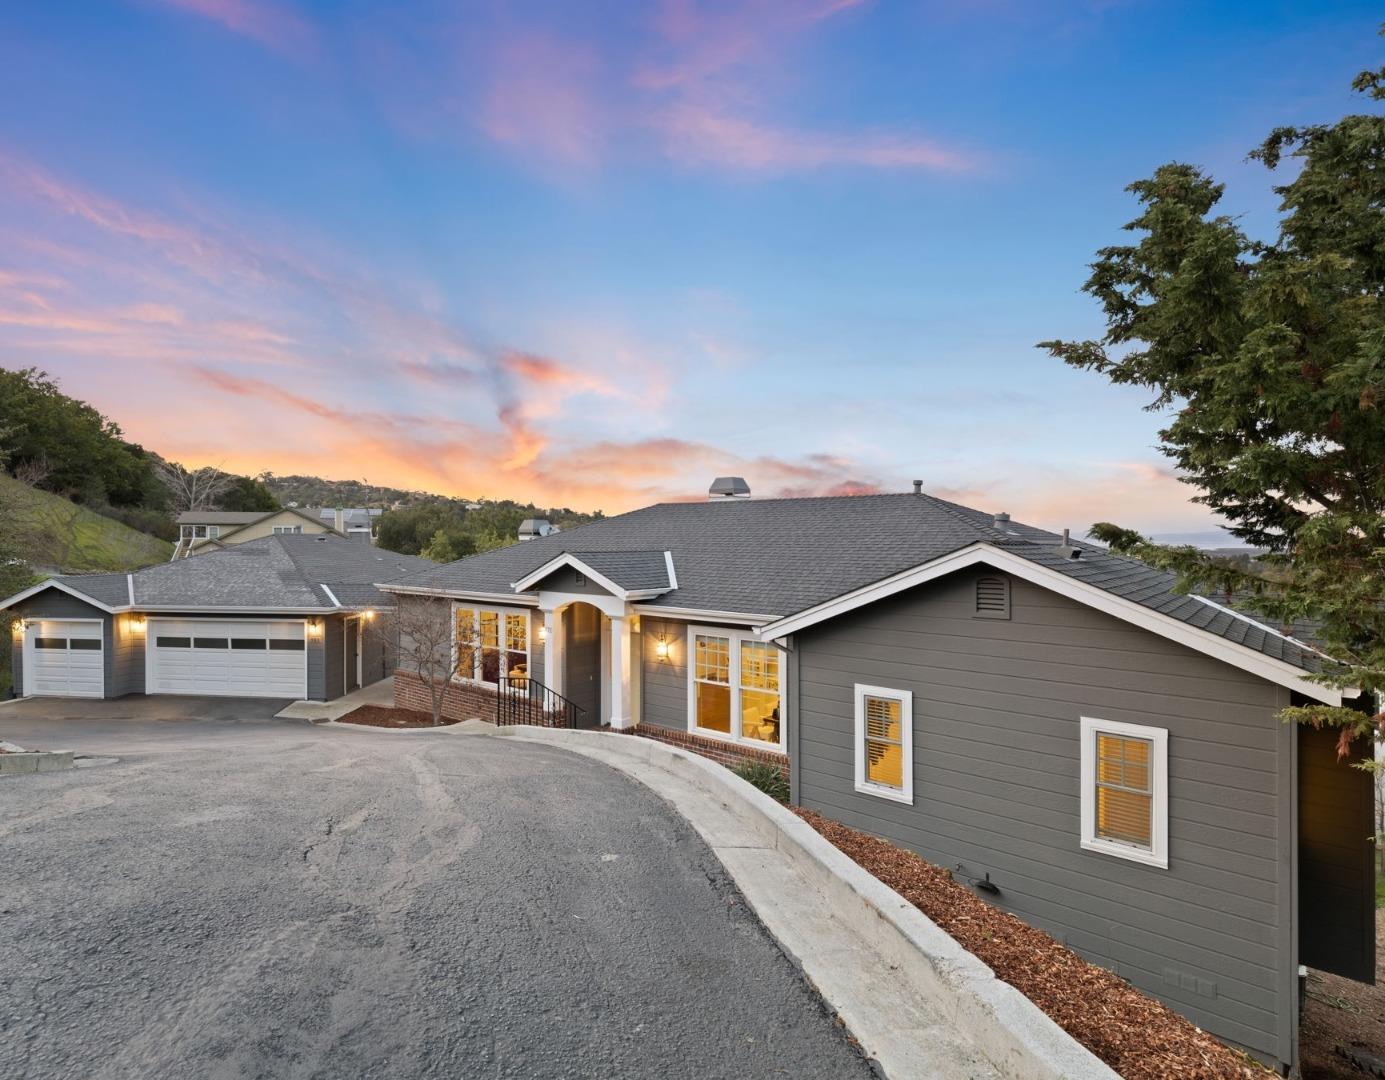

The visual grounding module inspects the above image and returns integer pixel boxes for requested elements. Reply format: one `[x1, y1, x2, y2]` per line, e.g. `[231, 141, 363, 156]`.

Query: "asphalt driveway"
[0, 703, 870, 1080]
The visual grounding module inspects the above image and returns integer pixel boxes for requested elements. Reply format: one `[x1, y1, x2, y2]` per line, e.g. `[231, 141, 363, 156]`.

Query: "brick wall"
[621, 724, 789, 780]
[394, 671, 569, 728]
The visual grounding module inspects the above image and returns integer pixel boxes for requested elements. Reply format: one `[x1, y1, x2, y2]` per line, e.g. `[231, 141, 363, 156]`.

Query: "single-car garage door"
[148, 619, 307, 698]
[26, 619, 105, 697]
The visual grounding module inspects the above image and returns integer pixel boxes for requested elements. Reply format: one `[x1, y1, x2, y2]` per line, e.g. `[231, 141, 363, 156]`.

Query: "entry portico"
[512, 550, 678, 730]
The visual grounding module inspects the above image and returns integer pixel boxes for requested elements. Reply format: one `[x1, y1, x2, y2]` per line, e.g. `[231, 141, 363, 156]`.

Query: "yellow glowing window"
[693, 634, 732, 734]
[455, 608, 476, 678]
[863, 695, 904, 789]
[739, 641, 780, 745]
[1094, 733, 1153, 848]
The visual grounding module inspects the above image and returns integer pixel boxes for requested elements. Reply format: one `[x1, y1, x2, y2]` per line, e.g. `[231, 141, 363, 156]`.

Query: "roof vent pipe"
[993, 512, 1010, 528]
[1056, 528, 1083, 560]
[912, 480, 923, 495]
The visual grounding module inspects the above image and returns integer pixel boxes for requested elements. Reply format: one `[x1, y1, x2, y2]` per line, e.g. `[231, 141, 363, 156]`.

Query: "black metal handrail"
[496, 676, 586, 729]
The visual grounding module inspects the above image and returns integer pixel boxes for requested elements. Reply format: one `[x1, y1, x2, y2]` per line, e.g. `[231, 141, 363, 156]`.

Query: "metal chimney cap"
[912, 480, 923, 495]
[708, 476, 751, 500]
[993, 511, 1011, 525]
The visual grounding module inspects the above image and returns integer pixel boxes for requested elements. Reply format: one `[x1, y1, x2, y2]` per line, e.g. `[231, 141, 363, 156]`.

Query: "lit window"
[688, 628, 784, 750]
[454, 605, 529, 687]
[853, 685, 912, 803]
[1080, 717, 1168, 868]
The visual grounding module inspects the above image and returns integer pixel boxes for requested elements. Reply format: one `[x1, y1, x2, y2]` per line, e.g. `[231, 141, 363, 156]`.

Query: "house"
[174, 507, 339, 558]
[378, 478, 1374, 1073]
[173, 507, 382, 559]
[2, 535, 432, 701]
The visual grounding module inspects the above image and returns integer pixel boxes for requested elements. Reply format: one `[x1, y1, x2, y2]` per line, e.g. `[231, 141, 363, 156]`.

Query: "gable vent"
[975, 576, 1010, 620]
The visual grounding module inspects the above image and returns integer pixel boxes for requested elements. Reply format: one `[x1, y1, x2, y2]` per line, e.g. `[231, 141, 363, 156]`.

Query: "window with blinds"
[854, 684, 913, 803]
[1080, 717, 1169, 868]
[1095, 733, 1152, 847]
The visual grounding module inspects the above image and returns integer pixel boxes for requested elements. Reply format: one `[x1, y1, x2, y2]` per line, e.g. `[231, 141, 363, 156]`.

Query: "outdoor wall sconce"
[363, 609, 375, 622]
[129, 616, 147, 633]
[537, 624, 548, 643]
[12, 619, 25, 637]
[655, 635, 671, 662]
[306, 619, 323, 639]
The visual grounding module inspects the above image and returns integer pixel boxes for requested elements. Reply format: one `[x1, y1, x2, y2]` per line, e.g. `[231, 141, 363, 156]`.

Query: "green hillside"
[1, 474, 172, 572]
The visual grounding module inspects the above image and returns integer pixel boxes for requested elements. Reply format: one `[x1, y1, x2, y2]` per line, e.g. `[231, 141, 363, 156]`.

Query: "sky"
[0, 1, 1378, 538]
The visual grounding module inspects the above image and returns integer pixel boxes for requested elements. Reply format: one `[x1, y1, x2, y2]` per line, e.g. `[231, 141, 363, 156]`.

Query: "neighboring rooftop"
[384, 490, 1323, 674]
[51, 535, 432, 611]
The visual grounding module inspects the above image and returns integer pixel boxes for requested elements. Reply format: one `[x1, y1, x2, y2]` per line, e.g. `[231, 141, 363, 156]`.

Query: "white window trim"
[1079, 716, 1169, 869]
[451, 603, 531, 689]
[853, 684, 913, 804]
[685, 624, 786, 753]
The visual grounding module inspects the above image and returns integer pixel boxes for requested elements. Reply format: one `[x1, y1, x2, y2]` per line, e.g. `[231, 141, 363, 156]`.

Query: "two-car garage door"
[148, 619, 307, 698]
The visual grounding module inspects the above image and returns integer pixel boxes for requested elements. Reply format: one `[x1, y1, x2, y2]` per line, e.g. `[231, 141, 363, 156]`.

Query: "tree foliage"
[1040, 56, 1385, 748]
[377, 500, 598, 561]
[219, 475, 280, 513]
[0, 367, 166, 508]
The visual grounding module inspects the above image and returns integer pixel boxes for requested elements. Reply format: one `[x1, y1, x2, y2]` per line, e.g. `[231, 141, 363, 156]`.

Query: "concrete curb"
[320, 717, 494, 735]
[0, 750, 75, 776]
[497, 726, 1119, 1080]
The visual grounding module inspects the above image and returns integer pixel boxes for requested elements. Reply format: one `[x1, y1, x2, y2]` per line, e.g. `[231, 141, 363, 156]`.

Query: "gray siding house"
[380, 480, 1373, 1073]
[2, 535, 431, 702]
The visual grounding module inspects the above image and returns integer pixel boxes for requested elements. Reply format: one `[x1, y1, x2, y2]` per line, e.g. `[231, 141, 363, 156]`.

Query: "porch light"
[363, 609, 375, 621]
[655, 635, 670, 662]
[537, 624, 548, 643]
[306, 618, 323, 639]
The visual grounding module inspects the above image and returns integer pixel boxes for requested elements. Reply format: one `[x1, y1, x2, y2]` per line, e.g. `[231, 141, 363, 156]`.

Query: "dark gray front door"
[563, 604, 601, 728]
[345, 619, 360, 693]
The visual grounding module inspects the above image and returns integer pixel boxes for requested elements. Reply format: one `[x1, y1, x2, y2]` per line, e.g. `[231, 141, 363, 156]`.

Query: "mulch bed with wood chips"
[335, 705, 460, 729]
[792, 807, 1272, 1080]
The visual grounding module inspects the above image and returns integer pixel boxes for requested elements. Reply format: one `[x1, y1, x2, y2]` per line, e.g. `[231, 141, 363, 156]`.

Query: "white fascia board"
[318, 583, 342, 608]
[628, 604, 774, 626]
[757, 542, 1342, 706]
[133, 604, 338, 614]
[379, 584, 540, 606]
[0, 578, 123, 614]
[127, 574, 136, 605]
[663, 551, 678, 590]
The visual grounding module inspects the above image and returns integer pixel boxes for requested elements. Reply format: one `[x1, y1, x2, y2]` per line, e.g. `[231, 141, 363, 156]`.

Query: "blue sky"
[0, 1, 1377, 536]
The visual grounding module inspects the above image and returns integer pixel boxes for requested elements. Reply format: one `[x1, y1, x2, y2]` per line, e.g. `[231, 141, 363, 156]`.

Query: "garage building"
[2, 535, 432, 701]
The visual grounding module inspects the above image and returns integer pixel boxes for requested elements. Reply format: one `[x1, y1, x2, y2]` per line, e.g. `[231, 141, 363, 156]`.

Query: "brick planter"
[621, 725, 788, 780]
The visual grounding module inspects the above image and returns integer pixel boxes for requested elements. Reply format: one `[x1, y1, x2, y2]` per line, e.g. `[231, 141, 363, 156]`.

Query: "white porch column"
[608, 614, 634, 729]
[543, 608, 563, 697]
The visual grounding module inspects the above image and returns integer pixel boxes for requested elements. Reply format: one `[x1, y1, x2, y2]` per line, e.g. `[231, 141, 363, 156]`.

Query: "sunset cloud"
[147, 0, 316, 58]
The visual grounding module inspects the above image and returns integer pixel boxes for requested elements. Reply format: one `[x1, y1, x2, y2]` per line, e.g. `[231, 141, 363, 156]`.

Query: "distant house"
[378, 477, 1375, 1074]
[174, 507, 381, 559]
[0, 535, 431, 702]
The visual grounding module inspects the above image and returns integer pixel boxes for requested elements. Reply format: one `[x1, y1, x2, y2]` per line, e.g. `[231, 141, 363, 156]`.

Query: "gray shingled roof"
[552, 550, 672, 593]
[174, 511, 266, 525]
[384, 491, 1323, 673]
[51, 536, 432, 611]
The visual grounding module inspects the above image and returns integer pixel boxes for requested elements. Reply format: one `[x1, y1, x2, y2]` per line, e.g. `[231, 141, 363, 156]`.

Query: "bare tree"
[389, 595, 472, 726]
[12, 454, 52, 489]
[153, 459, 233, 513]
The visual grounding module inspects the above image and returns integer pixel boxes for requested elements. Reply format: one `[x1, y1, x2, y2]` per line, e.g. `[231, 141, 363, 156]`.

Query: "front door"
[563, 603, 602, 727]
[345, 618, 360, 693]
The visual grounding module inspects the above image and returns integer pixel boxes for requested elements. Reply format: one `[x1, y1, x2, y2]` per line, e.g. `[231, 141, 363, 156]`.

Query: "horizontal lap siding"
[13, 592, 114, 698]
[639, 617, 688, 730]
[794, 572, 1289, 1065]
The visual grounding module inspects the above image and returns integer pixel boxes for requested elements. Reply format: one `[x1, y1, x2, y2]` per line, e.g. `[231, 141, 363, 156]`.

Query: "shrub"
[734, 759, 789, 802]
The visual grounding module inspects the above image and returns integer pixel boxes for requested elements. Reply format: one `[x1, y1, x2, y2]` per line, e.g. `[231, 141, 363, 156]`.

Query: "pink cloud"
[656, 105, 975, 173]
[475, 34, 609, 168]
[148, 0, 316, 58]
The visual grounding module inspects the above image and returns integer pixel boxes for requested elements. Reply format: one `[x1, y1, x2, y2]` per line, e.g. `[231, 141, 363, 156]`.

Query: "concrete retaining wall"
[500, 726, 1118, 1080]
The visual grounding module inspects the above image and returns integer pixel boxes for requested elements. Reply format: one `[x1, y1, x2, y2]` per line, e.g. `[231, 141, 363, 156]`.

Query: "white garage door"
[148, 619, 307, 698]
[26, 620, 105, 698]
